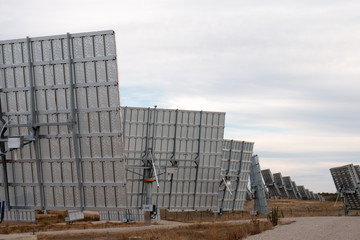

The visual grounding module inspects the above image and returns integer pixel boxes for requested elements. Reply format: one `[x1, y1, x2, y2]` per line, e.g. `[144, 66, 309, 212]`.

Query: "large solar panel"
[261, 169, 281, 198]
[291, 181, 302, 199]
[354, 165, 360, 179]
[297, 185, 308, 200]
[330, 164, 359, 191]
[313, 193, 319, 201]
[273, 172, 289, 198]
[282, 176, 297, 199]
[330, 164, 360, 214]
[218, 140, 253, 211]
[309, 191, 315, 199]
[250, 155, 268, 215]
[121, 106, 225, 211]
[0, 31, 127, 219]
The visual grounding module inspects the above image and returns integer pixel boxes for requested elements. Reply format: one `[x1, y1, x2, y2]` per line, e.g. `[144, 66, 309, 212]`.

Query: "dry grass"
[37, 220, 273, 240]
[161, 199, 350, 223]
[265, 199, 353, 217]
[0, 210, 142, 235]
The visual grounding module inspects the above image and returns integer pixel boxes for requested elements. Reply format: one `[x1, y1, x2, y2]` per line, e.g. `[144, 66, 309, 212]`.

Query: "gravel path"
[245, 216, 360, 240]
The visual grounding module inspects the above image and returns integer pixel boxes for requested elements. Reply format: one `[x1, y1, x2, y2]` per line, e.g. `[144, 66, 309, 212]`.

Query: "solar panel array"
[0, 31, 127, 222]
[219, 140, 253, 211]
[297, 185, 308, 200]
[273, 173, 289, 198]
[0, 30, 272, 223]
[330, 164, 360, 215]
[262, 169, 323, 201]
[99, 107, 259, 221]
[291, 181, 302, 199]
[121, 107, 225, 211]
[282, 176, 297, 199]
[249, 155, 268, 215]
[261, 169, 281, 198]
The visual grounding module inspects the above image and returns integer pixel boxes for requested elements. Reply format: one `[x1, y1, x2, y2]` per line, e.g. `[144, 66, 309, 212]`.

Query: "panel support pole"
[140, 108, 151, 208]
[67, 33, 84, 211]
[168, 109, 178, 209]
[0, 112, 10, 211]
[170, 109, 178, 167]
[220, 140, 233, 210]
[232, 141, 244, 211]
[122, 106, 127, 145]
[193, 110, 202, 210]
[144, 106, 157, 226]
[26, 37, 45, 211]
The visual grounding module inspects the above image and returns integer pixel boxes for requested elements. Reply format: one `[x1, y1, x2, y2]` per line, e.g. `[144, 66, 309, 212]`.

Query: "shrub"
[268, 206, 281, 226]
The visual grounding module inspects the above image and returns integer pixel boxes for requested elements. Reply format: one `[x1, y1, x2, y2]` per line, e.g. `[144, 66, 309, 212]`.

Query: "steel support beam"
[193, 110, 202, 209]
[26, 36, 45, 211]
[66, 33, 84, 211]
[220, 140, 233, 210]
[0, 120, 10, 211]
[168, 109, 178, 209]
[232, 141, 244, 211]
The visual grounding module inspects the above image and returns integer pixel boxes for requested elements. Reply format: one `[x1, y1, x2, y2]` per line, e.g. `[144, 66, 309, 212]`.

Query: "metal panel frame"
[249, 155, 268, 215]
[4, 209, 35, 222]
[291, 181, 302, 199]
[297, 185, 308, 200]
[330, 164, 360, 215]
[0, 31, 127, 218]
[282, 176, 297, 199]
[273, 173, 289, 199]
[261, 169, 281, 199]
[218, 140, 254, 211]
[122, 106, 225, 211]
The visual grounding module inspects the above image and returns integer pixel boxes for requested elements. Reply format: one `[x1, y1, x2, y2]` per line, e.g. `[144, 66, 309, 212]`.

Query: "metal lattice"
[0, 31, 127, 219]
[218, 140, 254, 211]
[122, 106, 225, 211]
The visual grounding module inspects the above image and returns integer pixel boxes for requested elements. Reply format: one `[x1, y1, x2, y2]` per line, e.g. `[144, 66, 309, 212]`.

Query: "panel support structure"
[232, 141, 244, 211]
[193, 110, 202, 210]
[66, 33, 84, 211]
[168, 109, 178, 209]
[0, 31, 127, 217]
[26, 37, 45, 211]
[0, 117, 10, 211]
[219, 140, 233, 210]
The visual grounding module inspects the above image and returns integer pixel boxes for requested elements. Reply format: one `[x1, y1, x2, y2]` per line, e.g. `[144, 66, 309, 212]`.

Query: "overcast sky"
[1, 0, 359, 193]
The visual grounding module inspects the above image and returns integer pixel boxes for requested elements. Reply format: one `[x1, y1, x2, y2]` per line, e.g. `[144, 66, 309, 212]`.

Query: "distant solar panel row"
[261, 169, 323, 201]
[0, 31, 260, 223]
